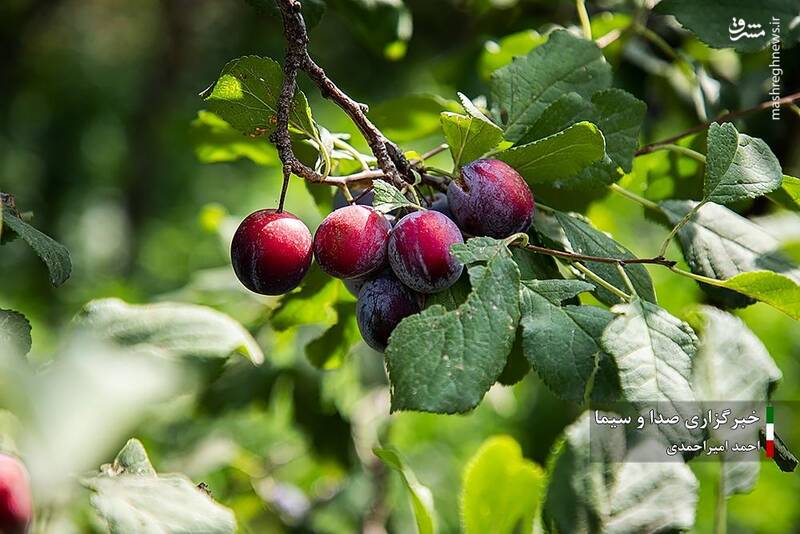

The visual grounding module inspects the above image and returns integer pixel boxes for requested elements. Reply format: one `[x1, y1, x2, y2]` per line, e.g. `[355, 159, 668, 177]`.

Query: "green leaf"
[715, 271, 800, 320]
[306, 303, 362, 369]
[103, 439, 157, 477]
[84, 439, 236, 534]
[494, 122, 606, 189]
[656, 0, 800, 53]
[768, 175, 800, 211]
[190, 110, 278, 165]
[271, 267, 341, 330]
[660, 200, 800, 306]
[533, 211, 657, 305]
[516, 89, 645, 189]
[543, 412, 699, 533]
[519, 280, 619, 402]
[478, 30, 547, 80]
[0, 309, 32, 357]
[1, 205, 71, 287]
[78, 298, 264, 364]
[461, 435, 544, 534]
[372, 179, 419, 213]
[601, 299, 701, 444]
[385, 237, 520, 413]
[690, 306, 782, 495]
[373, 448, 436, 534]
[204, 56, 316, 138]
[520, 89, 646, 174]
[370, 94, 460, 142]
[703, 122, 782, 204]
[490, 30, 611, 142]
[441, 93, 503, 168]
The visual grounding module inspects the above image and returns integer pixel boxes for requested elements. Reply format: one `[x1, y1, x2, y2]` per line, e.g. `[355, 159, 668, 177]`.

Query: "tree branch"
[270, 0, 409, 192]
[636, 91, 800, 155]
[523, 242, 677, 268]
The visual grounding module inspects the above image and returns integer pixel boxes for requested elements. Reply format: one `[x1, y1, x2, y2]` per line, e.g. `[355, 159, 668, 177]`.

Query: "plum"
[428, 192, 454, 220]
[447, 159, 534, 238]
[388, 210, 464, 293]
[356, 272, 420, 351]
[0, 454, 32, 534]
[231, 209, 313, 295]
[343, 276, 367, 297]
[314, 205, 392, 279]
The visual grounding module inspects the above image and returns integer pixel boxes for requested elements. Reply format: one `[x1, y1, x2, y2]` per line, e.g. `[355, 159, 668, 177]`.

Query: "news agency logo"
[729, 17, 782, 121]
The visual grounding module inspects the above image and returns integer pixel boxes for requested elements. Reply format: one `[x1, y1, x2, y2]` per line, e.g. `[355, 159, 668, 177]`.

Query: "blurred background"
[1, 0, 800, 532]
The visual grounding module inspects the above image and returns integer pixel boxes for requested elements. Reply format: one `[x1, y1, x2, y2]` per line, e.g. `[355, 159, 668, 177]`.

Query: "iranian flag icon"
[766, 406, 775, 459]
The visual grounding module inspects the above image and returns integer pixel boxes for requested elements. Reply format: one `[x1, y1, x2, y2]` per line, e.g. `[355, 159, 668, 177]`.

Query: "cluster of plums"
[0, 453, 32, 534]
[231, 159, 535, 352]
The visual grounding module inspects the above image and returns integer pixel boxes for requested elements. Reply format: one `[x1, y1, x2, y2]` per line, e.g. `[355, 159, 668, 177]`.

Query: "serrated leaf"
[84, 439, 236, 534]
[660, 200, 800, 306]
[519, 89, 646, 176]
[543, 412, 699, 534]
[715, 271, 800, 320]
[703, 122, 782, 204]
[306, 303, 361, 369]
[372, 179, 418, 213]
[494, 122, 606, 189]
[601, 299, 701, 444]
[374, 448, 436, 534]
[0, 309, 32, 357]
[78, 298, 263, 364]
[691, 306, 782, 495]
[204, 56, 316, 138]
[490, 30, 611, 142]
[533, 211, 657, 305]
[656, 0, 800, 53]
[190, 110, 278, 165]
[441, 94, 503, 168]
[385, 237, 520, 413]
[1, 205, 71, 287]
[102, 439, 156, 477]
[767, 175, 800, 211]
[520, 280, 619, 402]
[461, 435, 544, 534]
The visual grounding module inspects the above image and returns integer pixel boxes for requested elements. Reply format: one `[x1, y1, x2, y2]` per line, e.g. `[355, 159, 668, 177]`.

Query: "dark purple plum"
[0, 454, 32, 534]
[447, 159, 535, 238]
[231, 209, 313, 295]
[356, 272, 420, 351]
[428, 192, 454, 220]
[343, 276, 367, 297]
[314, 205, 391, 279]
[388, 210, 464, 293]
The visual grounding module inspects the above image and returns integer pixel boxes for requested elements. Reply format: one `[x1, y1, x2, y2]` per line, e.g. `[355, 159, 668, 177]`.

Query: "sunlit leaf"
[461, 435, 544, 534]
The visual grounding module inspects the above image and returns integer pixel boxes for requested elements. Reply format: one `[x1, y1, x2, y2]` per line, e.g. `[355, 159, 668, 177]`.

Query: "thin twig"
[576, 0, 592, 40]
[637, 91, 800, 155]
[270, 0, 409, 191]
[573, 262, 632, 302]
[523, 242, 676, 267]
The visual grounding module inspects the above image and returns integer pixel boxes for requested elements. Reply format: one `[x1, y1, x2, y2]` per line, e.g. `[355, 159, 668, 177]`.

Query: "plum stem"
[277, 166, 290, 213]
